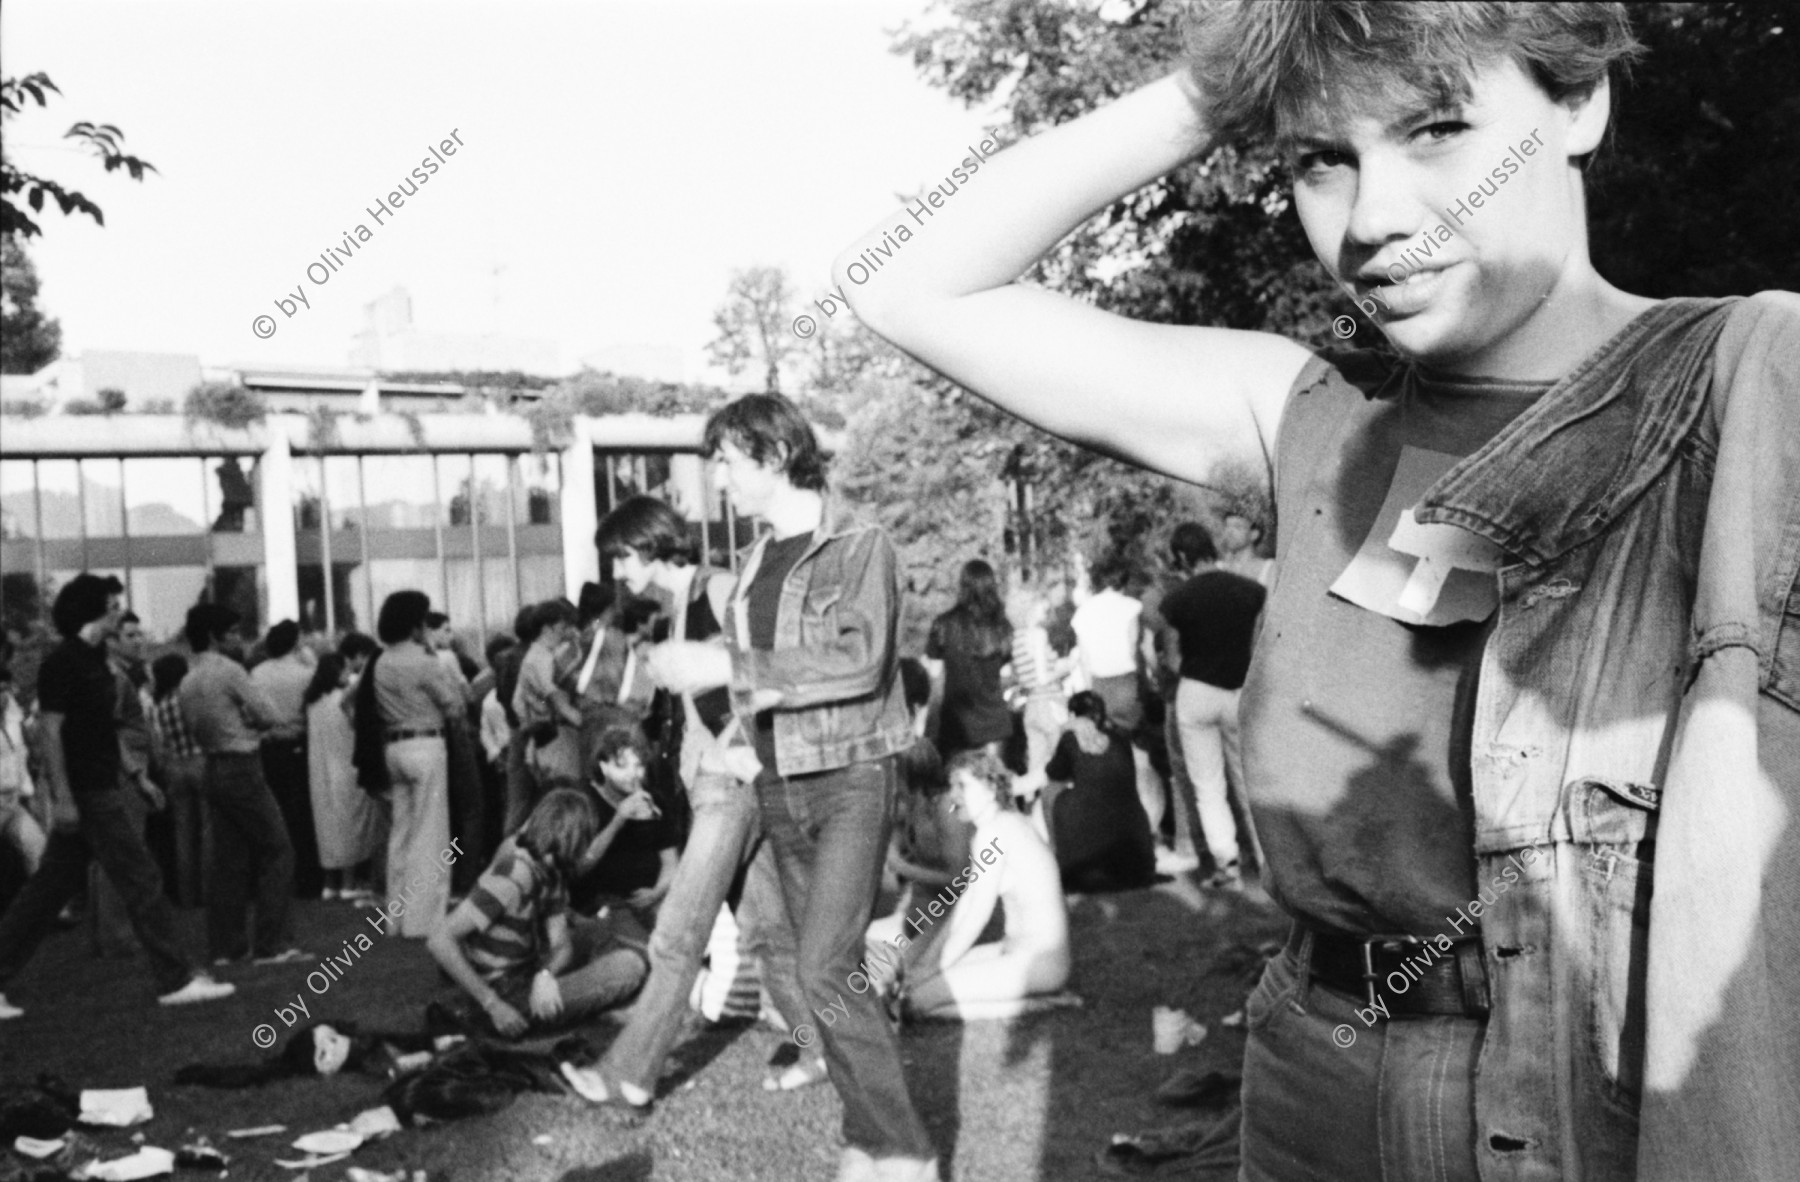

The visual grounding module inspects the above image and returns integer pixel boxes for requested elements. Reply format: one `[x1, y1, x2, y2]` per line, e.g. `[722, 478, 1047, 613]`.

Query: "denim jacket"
[722, 496, 913, 777]
[1400, 293, 1800, 1181]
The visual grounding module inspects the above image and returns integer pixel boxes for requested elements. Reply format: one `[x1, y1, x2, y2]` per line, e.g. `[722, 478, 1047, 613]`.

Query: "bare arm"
[836, 71, 1310, 486]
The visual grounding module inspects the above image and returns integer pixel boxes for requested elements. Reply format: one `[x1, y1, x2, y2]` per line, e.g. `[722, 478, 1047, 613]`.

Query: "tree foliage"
[1, 73, 158, 240]
[706, 265, 803, 394]
[0, 234, 61, 374]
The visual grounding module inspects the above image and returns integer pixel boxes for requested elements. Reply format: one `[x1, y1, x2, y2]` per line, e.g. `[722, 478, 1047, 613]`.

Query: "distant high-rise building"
[348, 285, 560, 375]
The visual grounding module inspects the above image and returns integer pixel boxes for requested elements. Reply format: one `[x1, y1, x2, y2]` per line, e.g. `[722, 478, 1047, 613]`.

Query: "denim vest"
[1402, 295, 1800, 1181]
[722, 498, 913, 777]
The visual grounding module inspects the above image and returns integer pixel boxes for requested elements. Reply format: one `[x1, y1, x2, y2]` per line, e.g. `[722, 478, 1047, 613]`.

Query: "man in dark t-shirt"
[570, 726, 678, 920]
[0, 574, 234, 1019]
[1159, 530, 1267, 888]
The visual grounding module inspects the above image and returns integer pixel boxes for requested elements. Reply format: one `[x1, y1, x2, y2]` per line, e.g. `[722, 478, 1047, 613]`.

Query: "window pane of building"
[36, 460, 81, 540]
[364, 455, 438, 529]
[482, 556, 516, 636]
[516, 454, 559, 525]
[368, 558, 442, 621]
[470, 454, 510, 526]
[129, 565, 208, 644]
[80, 459, 125, 538]
[518, 554, 563, 606]
[205, 455, 260, 535]
[324, 456, 364, 530]
[1, 460, 38, 540]
[125, 458, 208, 536]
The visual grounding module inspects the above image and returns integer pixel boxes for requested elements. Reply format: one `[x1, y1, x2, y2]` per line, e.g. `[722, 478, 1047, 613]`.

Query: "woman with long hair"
[925, 559, 1015, 758]
[305, 653, 381, 902]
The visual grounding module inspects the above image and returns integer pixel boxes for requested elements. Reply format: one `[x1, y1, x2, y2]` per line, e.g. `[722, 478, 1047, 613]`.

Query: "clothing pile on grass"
[2, 1016, 602, 1181]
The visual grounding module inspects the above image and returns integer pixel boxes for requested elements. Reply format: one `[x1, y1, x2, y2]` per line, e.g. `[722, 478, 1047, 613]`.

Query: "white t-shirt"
[1071, 589, 1142, 680]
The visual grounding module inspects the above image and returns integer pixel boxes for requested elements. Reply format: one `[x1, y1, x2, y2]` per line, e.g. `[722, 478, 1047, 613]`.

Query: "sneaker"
[1155, 847, 1201, 876]
[0, 993, 23, 1020]
[251, 947, 310, 966]
[158, 975, 237, 1007]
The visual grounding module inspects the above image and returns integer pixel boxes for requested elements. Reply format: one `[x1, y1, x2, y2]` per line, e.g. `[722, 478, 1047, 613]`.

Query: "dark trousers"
[758, 756, 934, 1160]
[204, 752, 296, 960]
[261, 738, 321, 898]
[0, 787, 194, 996]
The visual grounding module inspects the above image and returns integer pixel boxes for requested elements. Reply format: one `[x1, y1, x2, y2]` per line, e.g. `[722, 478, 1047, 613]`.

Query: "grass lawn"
[1, 876, 1285, 1181]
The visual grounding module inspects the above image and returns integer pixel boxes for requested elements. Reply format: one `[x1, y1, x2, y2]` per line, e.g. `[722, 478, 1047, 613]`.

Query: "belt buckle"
[1359, 933, 1425, 1008]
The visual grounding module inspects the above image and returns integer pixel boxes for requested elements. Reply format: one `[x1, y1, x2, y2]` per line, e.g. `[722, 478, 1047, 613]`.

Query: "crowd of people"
[0, 390, 1269, 1181]
[6, 4, 1794, 1180]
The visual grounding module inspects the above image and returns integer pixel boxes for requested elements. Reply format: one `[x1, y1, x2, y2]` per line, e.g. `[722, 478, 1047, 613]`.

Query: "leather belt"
[385, 727, 443, 743]
[1289, 924, 1491, 1019]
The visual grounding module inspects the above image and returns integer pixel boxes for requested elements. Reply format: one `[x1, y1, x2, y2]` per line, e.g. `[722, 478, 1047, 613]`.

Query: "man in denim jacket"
[650, 394, 935, 1182]
[834, 2, 1798, 1179]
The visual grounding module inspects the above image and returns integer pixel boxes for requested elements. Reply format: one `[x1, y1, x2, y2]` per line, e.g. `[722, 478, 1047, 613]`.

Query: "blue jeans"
[758, 756, 934, 1160]
[1239, 938, 1483, 1182]
[602, 769, 807, 1095]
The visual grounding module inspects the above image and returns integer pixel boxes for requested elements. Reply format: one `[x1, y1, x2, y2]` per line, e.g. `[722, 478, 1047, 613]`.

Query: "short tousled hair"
[52, 574, 118, 639]
[338, 632, 379, 663]
[184, 602, 240, 651]
[702, 393, 828, 492]
[597, 496, 698, 566]
[1185, 1, 1642, 149]
[265, 619, 301, 658]
[534, 598, 577, 632]
[515, 788, 599, 877]
[377, 591, 432, 645]
[150, 653, 189, 701]
[596, 724, 650, 770]
[1169, 523, 1218, 570]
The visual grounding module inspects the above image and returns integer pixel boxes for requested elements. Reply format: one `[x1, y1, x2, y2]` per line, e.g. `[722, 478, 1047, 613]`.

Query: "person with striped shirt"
[428, 788, 648, 1038]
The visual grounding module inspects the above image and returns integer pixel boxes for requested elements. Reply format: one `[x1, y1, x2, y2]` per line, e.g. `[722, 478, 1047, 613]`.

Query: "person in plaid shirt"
[146, 655, 207, 907]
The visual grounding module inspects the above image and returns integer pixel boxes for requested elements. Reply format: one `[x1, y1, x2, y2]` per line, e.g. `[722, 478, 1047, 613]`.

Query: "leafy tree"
[706, 265, 803, 394]
[1, 234, 61, 373]
[2, 73, 157, 240]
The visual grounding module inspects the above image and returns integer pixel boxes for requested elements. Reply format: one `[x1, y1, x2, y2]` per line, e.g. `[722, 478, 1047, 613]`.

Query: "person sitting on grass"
[569, 725, 680, 927]
[892, 749, 1071, 1022]
[1040, 691, 1157, 893]
[428, 788, 648, 1038]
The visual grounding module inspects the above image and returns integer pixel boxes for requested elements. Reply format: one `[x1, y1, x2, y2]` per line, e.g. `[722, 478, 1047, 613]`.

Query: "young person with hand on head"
[835, 4, 1800, 1178]
[429, 787, 647, 1038]
[0, 575, 236, 1019]
[631, 395, 938, 1182]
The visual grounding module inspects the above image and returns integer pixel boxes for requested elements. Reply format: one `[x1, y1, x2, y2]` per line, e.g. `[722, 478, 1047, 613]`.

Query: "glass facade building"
[0, 413, 745, 652]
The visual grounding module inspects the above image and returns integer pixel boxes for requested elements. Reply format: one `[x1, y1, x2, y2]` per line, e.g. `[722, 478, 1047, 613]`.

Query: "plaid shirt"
[147, 694, 201, 762]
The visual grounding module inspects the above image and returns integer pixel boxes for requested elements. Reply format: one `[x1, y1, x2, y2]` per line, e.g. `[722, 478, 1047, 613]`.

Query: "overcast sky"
[3, 0, 1002, 384]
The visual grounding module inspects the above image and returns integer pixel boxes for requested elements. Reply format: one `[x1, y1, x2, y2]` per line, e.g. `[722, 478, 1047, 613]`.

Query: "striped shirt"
[147, 695, 201, 762]
[1010, 626, 1061, 700]
[462, 839, 566, 982]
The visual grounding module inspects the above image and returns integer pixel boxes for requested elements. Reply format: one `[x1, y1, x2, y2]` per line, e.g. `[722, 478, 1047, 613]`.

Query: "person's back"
[1162, 569, 1264, 691]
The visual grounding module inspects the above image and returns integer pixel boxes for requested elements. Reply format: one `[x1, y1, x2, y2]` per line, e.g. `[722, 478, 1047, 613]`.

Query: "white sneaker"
[1155, 847, 1201, 875]
[158, 974, 237, 1007]
[252, 947, 310, 966]
[0, 992, 23, 1020]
